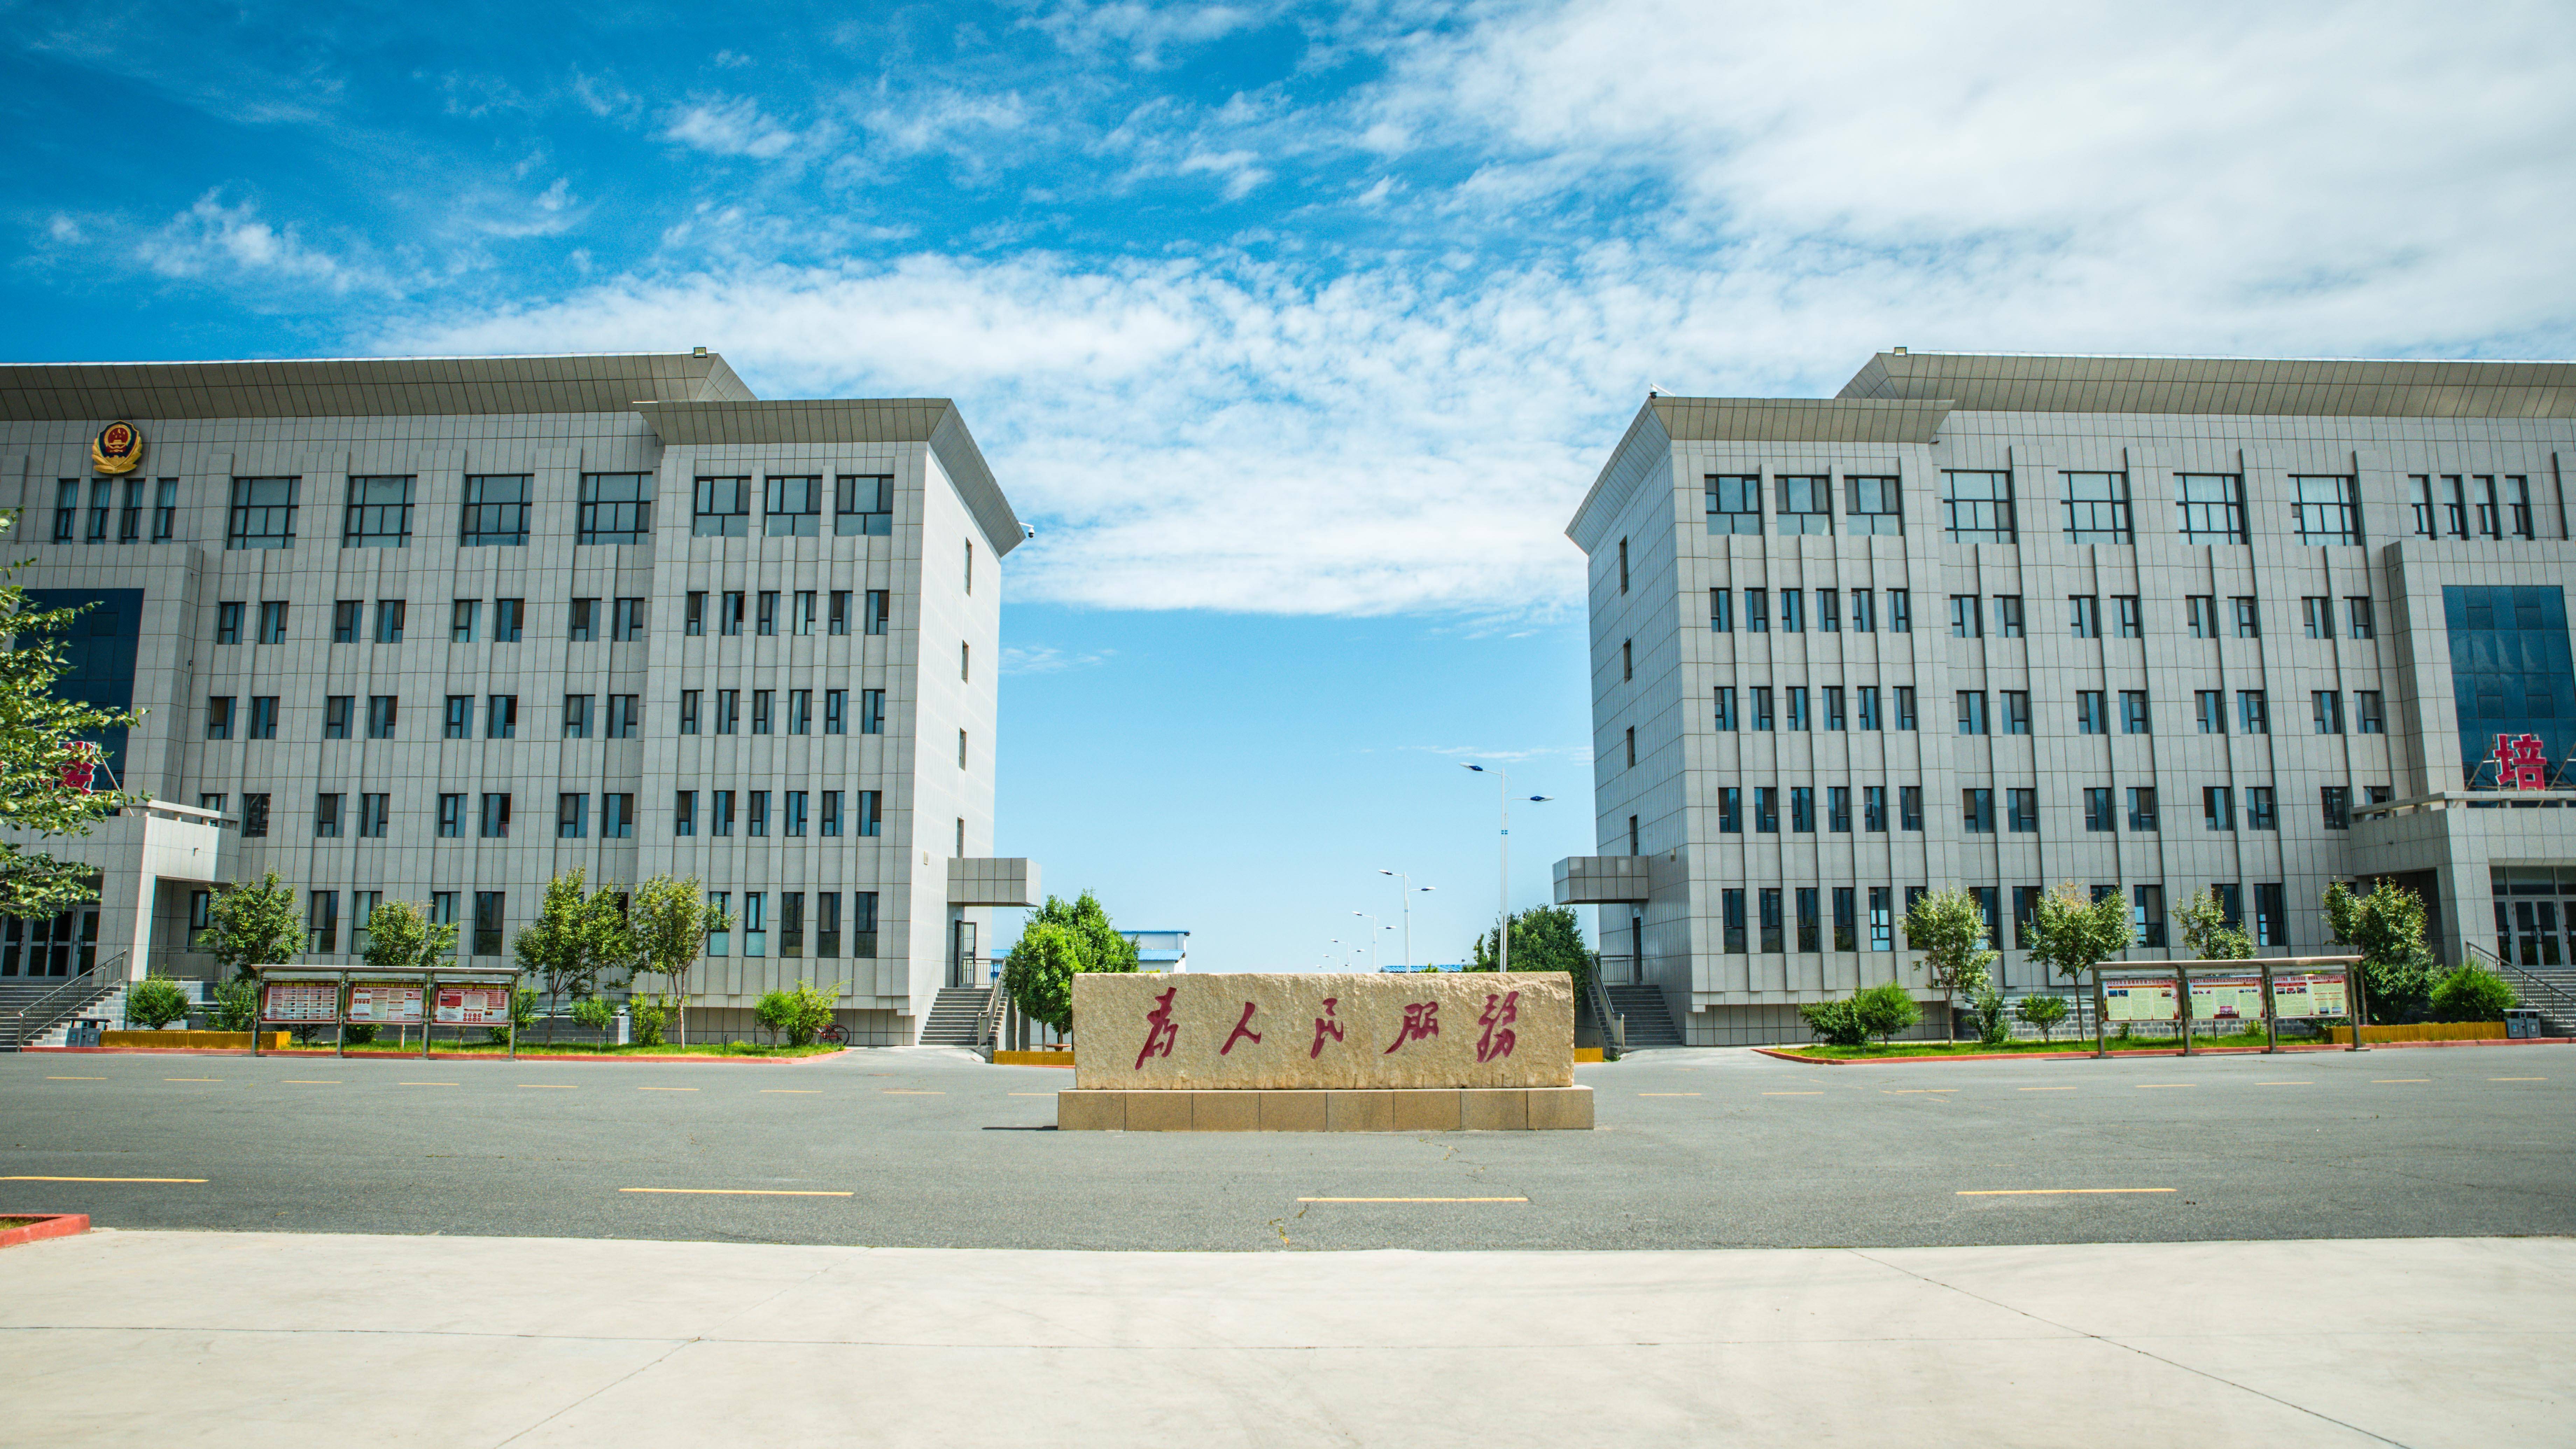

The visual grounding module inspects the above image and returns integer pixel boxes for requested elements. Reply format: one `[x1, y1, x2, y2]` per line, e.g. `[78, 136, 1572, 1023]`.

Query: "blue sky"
[7, 1, 2574, 967]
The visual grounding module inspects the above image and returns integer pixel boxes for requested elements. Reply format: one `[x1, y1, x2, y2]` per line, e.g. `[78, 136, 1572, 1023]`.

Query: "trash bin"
[2505, 1008, 2540, 1040]
[67, 1018, 103, 1048]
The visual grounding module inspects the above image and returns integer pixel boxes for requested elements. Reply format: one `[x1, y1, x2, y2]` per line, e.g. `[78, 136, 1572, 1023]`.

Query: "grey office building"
[1559, 352, 2576, 1044]
[0, 352, 1037, 1045]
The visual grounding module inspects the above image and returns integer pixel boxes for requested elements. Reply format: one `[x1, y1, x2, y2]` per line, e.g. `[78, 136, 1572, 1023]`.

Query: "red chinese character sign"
[2493, 733, 2552, 790]
[1075, 973, 1574, 1091]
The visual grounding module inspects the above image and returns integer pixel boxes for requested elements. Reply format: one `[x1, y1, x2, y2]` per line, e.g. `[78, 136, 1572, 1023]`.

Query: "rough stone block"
[1391, 1090, 1462, 1132]
[1459, 1089, 1528, 1131]
[1123, 1092, 1193, 1132]
[1525, 1086, 1596, 1131]
[1191, 1091, 1259, 1132]
[1055, 1091, 1125, 1132]
[1326, 1090, 1394, 1132]
[1259, 1091, 1328, 1132]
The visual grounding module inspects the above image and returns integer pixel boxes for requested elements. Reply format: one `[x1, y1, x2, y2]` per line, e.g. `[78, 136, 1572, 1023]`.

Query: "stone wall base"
[1057, 1086, 1593, 1132]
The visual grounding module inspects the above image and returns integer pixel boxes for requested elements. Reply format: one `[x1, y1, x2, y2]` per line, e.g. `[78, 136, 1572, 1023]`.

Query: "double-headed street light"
[1462, 763, 1550, 974]
[1377, 870, 1434, 971]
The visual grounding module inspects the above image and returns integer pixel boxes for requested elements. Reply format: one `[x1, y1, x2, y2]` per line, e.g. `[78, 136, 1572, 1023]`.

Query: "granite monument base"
[1056, 1085, 1594, 1131]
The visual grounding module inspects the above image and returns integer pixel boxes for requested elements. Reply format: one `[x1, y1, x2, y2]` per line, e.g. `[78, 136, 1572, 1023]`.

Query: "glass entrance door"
[950, 920, 978, 988]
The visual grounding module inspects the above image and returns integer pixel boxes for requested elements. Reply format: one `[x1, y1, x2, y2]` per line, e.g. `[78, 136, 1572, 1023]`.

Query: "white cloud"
[1002, 645, 1118, 674]
[132, 191, 389, 295]
[661, 95, 801, 159]
[1178, 148, 1271, 199]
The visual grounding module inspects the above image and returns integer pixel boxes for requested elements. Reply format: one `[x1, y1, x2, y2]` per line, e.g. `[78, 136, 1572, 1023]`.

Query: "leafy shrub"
[343, 1023, 379, 1045]
[2016, 994, 2070, 1042]
[126, 976, 191, 1030]
[1969, 983, 2011, 1046]
[628, 994, 672, 1048]
[570, 998, 616, 1036]
[2428, 965, 2516, 1023]
[210, 976, 258, 1032]
[1854, 983, 1921, 1044]
[1798, 997, 1868, 1047]
[756, 981, 840, 1046]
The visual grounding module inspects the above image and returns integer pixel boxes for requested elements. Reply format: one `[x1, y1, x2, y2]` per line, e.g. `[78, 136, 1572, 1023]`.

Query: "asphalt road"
[4, 1044, 2569, 1250]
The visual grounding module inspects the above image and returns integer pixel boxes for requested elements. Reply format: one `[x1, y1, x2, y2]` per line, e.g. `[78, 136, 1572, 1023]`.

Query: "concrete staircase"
[2502, 964, 2576, 1035]
[919, 987, 993, 1046]
[1604, 984, 1684, 1048]
[1, 971, 128, 1051]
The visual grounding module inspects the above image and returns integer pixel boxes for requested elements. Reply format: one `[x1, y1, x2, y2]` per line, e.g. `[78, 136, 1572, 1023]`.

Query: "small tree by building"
[1003, 920, 1084, 1035]
[1469, 904, 1594, 999]
[195, 871, 303, 980]
[2016, 993, 2070, 1042]
[125, 976, 190, 1029]
[628, 875, 726, 1047]
[2024, 882, 2134, 1038]
[2172, 887, 2255, 962]
[514, 870, 634, 1041]
[2322, 879, 2438, 1022]
[1854, 982, 1921, 1045]
[361, 898, 457, 978]
[1904, 888, 1996, 1043]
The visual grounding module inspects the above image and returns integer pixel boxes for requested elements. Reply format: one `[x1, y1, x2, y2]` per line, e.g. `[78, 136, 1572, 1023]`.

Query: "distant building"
[1124, 929, 1189, 972]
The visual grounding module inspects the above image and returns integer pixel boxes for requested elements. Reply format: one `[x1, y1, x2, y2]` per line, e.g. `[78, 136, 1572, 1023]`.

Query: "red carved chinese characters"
[2495, 733, 2550, 790]
[1134, 986, 1180, 1069]
[1222, 1001, 1263, 1054]
[1382, 1001, 1439, 1054]
[1476, 990, 1519, 1063]
[1310, 997, 1344, 1058]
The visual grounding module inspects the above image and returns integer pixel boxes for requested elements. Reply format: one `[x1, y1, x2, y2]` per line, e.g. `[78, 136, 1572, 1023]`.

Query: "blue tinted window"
[2444, 585, 2574, 786]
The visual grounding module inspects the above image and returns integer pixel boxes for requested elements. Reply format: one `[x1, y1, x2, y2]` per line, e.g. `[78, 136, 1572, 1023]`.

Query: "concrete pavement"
[0, 1228, 2566, 1447]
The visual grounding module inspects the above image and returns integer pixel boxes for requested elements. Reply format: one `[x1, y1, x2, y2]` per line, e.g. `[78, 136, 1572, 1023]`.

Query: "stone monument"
[1056, 972, 1593, 1131]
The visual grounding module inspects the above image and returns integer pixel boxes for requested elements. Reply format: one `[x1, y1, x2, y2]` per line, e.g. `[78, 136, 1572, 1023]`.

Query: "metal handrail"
[975, 981, 1008, 1051]
[2463, 940, 2576, 1020]
[1583, 961, 1625, 1060]
[1, 950, 130, 1051]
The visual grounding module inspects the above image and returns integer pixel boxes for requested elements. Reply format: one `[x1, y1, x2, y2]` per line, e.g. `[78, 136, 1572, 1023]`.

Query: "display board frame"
[2091, 957, 2364, 1057]
[244, 966, 525, 1059]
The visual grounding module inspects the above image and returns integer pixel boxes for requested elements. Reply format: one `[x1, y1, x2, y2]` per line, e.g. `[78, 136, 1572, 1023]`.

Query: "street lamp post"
[1377, 871, 1433, 971]
[1352, 913, 1386, 972]
[1463, 763, 1549, 974]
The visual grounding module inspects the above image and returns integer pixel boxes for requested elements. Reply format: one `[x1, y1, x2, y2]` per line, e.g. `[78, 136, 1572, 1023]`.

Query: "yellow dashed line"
[44, 1076, 105, 1081]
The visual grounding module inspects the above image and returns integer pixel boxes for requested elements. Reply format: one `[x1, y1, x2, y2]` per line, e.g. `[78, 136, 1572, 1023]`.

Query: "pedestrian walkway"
[1, 1230, 2564, 1446]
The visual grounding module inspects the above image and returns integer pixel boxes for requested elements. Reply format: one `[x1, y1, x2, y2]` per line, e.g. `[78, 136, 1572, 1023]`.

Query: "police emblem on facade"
[90, 420, 142, 474]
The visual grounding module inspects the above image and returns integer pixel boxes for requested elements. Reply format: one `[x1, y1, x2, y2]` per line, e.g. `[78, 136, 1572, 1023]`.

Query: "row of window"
[1705, 471, 2372, 546]
[1708, 882, 2292, 957]
[136, 472, 904, 551]
[265, 887, 886, 960]
[212, 590, 897, 646]
[1704, 782, 2391, 836]
[673, 790, 883, 838]
[1707, 588, 1912, 634]
[1701, 589, 2386, 644]
[205, 689, 899, 741]
[215, 787, 890, 841]
[47, 478, 179, 544]
[2408, 475, 2549, 541]
[1697, 685, 2388, 738]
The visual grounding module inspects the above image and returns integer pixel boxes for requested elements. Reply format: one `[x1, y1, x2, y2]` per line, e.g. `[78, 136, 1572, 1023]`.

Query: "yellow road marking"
[1762, 1091, 1823, 1096]
[619, 1188, 851, 1197]
[518, 1084, 577, 1090]
[761, 1089, 821, 1094]
[638, 1086, 698, 1092]
[2490, 1077, 2547, 1082]
[1958, 1188, 2176, 1197]
[1638, 1092, 1701, 1097]
[44, 1076, 105, 1080]
[163, 1078, 222, 1083]
[1297, 1197, 1529, 1203]
[2372, 1079, 2429, 1084]
[0, 1165, 203, 1181]
[2018, 1086, 2078, 1091]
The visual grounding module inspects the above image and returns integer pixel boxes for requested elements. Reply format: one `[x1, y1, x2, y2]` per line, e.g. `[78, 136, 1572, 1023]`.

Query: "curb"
[0, 1214, 91, 1251]
[1756, 1036, 2574, 1066]
[25, 1046, 841, 1065]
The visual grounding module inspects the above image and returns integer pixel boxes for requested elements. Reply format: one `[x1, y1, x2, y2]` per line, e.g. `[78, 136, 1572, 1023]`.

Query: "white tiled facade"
[0, 354, 1026, 1044]
[1566, 353, 2576, 1044]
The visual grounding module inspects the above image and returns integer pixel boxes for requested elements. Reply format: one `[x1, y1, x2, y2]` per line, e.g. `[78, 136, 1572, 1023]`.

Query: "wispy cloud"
[661, 95, 802, 159]
[129, 191, 394, 295]
[1002, 644, 1118, 673]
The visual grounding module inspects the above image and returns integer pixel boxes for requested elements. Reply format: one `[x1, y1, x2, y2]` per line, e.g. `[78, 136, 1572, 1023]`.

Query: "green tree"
[2322, 880, 2438, 1022]
[1905, 888, 1996, 1042]
[1798, 997, 1868, 1047]
[195, 871, 304, 980]
[2173, 887, 2255, 961]
[2428, 965, 2516, 1023]
[125, 976, 190, 1029]
[1469, 905, 1594, 998]
[0, 546, 146, 921]
[514, 870, 634, 1041]
[209, 976, 257, 1032]
[1002, 920, 1085, 1034]
[627, 876, 726, 1047]
[2027, 882, 2135, 983]
[756, 980, 842, 1047]
[999, 891, 1140, 1037]
[361, 897, 457, 1032]
[2016, 993, 2070, 1042]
